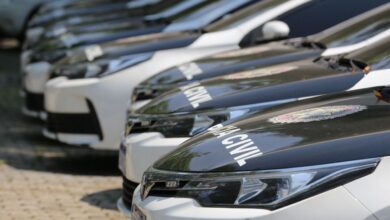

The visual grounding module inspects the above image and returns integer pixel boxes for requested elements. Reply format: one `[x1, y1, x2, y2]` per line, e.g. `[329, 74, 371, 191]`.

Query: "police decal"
[180, 82, 212, 108]
[178, 62, 203, 80]
[208, 124, 263, 166]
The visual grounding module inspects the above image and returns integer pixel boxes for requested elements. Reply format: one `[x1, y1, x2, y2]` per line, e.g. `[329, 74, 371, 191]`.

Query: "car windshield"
[318, 5, 390, 48]
[287, 6, 390, 50]
[204, 0, 286, 32]
[346, 37, 390, 69]
[172, 0, 224, 22]
[326, 20, 390, 48]
[171, 0, 256, 27]
[168, 0, 224, 22]
[144, 0, 207, 21]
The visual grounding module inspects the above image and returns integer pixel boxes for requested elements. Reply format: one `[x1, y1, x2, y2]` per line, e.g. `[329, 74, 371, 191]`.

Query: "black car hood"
[51, 32, 201, 79]
[99, 32, 200, 59]
[138, 59, 364, 114]
[154, 87, 390, 172]
[50, 31, 200, 65]
[139, 41, 322, 87]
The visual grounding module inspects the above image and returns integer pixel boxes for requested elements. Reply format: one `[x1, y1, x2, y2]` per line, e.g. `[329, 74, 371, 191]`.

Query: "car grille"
[122, 176, 139, 209]
[45, 99, 103, 139]
[25, 91, 44, 111]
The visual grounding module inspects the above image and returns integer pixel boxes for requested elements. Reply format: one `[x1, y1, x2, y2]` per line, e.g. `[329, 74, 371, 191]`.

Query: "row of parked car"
[21, 0, 390, 219]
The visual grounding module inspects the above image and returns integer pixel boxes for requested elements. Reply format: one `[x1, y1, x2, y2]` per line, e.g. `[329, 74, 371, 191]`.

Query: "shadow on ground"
[0, 49, 121, 176]
[81, 188, 123, 211]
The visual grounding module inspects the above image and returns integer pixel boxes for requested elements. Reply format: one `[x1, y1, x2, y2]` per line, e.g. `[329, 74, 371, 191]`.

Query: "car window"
[277, 0, 389, 38]
[205, 0, 286, 32]
[371, 55, 390, 70]
[239, 0, 389, 48]
[168, 0, 220, 22]
[326, 20, 390, 48]
[346, 37, 390, 70]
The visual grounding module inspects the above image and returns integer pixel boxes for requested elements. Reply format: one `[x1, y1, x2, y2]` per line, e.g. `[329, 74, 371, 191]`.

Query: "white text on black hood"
[180, 81, 212, 108]
[208, 124, 263, 166]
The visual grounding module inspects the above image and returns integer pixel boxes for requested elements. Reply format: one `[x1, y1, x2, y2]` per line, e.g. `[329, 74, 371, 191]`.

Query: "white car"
[43, 0, 386, 150]
[126, 85, 390, 220]
[22, 0, 257, 118]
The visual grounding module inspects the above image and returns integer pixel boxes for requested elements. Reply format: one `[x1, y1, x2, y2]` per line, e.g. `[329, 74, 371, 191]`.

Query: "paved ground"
[0, 49, 126, 220]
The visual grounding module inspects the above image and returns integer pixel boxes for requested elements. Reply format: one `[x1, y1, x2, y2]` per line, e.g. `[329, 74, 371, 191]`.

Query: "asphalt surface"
[0, 49, 126, 219]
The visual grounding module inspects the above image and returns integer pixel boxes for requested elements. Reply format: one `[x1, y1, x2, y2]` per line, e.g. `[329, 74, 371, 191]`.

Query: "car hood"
[154, 87, 390, 172]
[53, 31, 200, 66]
[139, 41, 321, 87]
[138, 59, 364, 114]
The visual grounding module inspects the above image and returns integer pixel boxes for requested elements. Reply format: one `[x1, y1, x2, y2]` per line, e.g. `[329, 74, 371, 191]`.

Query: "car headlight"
[51, 63, 102, 79]
[98, 53, 153, 78]
[132, 84, 178, 102]
[52, 53, 153, 79]
[133, 62, 205, 102]
[141, 158, 379, 209]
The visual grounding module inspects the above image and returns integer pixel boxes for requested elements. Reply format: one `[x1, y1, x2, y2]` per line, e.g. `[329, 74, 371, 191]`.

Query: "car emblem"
[224, 66, 298, 80]
[269, 105, 367, 124]
[165, 181, 179, 188]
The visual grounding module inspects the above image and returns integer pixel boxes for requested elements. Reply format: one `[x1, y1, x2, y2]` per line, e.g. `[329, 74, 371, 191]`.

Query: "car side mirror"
[262, 20, 290, 40]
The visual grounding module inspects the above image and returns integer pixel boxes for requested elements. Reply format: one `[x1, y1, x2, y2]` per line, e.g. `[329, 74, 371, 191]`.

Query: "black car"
[137, 85, 390, 218]
[130, 37, 390, 138]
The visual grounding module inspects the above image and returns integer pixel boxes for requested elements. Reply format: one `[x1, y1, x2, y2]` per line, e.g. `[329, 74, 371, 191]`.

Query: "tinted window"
[239, 0, 388, 47]
[346, 38, 390, 70]
[205, 0, 285, 32]
[277, 0, 389, 38]
[326, 19, 390, 48]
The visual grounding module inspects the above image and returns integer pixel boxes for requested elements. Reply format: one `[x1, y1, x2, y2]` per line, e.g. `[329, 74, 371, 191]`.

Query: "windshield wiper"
[285, 38, 327, 50]
[300, 41, 327, 49]
[338, 58, 370, 73]
[314, 56, 370, 74]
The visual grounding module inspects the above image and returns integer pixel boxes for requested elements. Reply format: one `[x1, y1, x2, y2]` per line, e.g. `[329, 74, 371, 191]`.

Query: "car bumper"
[120, 133, 189, 182]
[20, 50, 32, 70]
[43, 76, 120, 149]
[24, 91, 45, 112]
[117, 198, 133, 219]
[23, 61, 52, 93]
[119, 176, 139, 213]
[22, 61, 52, 116]
[131, 185, 375, 220]
[43, 99, 103, 145]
